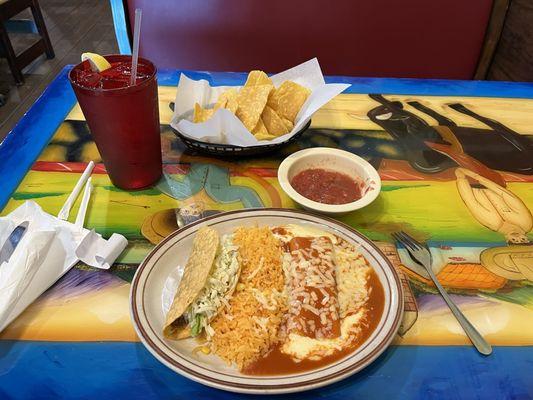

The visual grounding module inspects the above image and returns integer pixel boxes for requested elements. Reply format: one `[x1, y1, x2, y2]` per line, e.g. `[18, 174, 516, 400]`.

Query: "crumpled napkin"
[0, 201, 128, 332]
[171, 58, 351, 146]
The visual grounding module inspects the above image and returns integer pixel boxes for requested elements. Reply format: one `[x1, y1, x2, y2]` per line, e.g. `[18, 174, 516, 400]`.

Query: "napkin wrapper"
[0, 201, 128, 332]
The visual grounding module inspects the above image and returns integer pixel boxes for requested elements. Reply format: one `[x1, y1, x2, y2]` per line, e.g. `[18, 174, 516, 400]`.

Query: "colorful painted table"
[0, 68, 532, 399]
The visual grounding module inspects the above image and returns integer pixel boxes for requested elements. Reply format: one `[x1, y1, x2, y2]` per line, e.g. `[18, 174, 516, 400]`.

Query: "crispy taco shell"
[163, 226, 219, 339]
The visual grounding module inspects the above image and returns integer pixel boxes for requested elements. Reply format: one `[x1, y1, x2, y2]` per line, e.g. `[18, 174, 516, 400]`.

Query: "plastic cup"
[68, 54, 162, 190]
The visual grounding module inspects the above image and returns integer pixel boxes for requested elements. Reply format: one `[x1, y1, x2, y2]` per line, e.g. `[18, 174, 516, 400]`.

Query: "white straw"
[130, 8, 142, 86]
[75, 177, 92, 228]
[57, 161, 95, 220]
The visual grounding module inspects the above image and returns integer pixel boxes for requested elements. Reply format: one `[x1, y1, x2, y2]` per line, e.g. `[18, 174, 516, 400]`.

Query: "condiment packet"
[171, 58, 351, 147]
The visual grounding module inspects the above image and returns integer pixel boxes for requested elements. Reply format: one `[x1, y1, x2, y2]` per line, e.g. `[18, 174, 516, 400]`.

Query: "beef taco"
[163, 226, 241, 339]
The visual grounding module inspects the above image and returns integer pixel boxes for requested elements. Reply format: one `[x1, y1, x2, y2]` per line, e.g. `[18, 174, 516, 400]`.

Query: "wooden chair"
[0, 0, 54, 85]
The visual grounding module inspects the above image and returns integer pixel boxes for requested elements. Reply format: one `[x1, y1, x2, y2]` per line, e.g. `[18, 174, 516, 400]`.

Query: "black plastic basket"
[171, 120, 311, 157]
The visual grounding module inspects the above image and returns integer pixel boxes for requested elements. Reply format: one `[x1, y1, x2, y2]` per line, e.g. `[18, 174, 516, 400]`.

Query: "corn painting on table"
[0, 67, 532, 399]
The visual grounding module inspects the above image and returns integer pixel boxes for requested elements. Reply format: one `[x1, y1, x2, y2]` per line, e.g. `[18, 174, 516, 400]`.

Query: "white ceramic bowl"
[278, 148, 381, 214]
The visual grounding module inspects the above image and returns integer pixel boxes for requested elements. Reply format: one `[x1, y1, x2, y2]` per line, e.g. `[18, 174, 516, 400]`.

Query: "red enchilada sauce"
[290, 168, 362, 205]
[243, 270, 385, 375]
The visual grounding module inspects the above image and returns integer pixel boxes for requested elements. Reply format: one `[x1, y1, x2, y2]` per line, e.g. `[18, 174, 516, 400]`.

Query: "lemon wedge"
[81, 52, 112, 72]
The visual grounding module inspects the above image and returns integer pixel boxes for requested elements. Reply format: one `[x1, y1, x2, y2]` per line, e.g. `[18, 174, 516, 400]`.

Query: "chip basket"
[170, 119, 312, 157]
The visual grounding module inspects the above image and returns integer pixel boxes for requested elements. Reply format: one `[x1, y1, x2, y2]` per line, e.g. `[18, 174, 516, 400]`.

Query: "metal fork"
[392, 231, 492, 355]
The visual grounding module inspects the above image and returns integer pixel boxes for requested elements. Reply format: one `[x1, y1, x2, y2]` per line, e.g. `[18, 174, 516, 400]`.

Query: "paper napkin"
[0, 201, 128, 332]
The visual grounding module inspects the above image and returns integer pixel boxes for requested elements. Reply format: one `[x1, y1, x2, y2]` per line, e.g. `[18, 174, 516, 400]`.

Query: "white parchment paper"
[171, 58, 351, 146]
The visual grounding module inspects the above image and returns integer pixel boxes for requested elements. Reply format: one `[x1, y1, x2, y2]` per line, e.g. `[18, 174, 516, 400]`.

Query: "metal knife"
[0, 221, 29, 264]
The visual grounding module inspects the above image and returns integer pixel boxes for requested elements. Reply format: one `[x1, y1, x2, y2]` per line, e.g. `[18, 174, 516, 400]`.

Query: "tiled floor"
[0, 0, 119, 140]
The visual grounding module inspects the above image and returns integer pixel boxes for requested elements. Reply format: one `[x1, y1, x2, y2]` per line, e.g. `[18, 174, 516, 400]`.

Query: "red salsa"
[290, 168, 362, 205]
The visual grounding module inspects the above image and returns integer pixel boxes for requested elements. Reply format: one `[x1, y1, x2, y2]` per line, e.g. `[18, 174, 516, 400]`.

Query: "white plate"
[130, 209, 403, 394]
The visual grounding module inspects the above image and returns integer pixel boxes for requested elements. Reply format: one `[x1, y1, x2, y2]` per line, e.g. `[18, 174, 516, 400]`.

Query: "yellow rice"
[210, 226, 287, 370]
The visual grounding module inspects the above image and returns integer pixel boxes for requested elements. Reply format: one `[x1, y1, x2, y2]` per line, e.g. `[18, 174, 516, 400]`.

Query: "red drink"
[69, 55, 162, 190]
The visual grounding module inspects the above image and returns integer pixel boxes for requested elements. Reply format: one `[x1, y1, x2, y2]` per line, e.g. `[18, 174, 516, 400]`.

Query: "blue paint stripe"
[326, 76, 533, 98]
[109, 0, 131, 55]
[0, 66, 76, 211]
[156, 69, 533, 98]
[0, 341, 530, 399]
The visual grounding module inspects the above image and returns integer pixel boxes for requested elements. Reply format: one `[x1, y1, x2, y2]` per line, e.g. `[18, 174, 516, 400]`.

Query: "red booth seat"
[128, 0, 493, 79]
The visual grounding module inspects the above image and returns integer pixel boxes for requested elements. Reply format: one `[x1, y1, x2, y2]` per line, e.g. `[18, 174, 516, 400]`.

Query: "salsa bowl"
[277, 148, 381, 215]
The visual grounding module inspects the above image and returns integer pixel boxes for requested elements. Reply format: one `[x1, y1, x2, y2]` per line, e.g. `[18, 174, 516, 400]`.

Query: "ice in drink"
[69, 55, 162, 190]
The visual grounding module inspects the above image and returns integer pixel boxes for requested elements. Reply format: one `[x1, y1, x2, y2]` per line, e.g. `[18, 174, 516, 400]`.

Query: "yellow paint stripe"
[64, 89, 533, 135]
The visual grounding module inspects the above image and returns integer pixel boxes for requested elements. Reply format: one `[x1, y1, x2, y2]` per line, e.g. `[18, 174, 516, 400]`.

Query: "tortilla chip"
[254, 131, 278, 141]
[215, 97, 228, 109]
[216, 88, 238, 113]
[262, 105, 289, 136]
[163, 226, 219, 339]
[267, 81, 311, 123]
[244, 70, 272, 87]
[252, 118, 269, 137]
[236, 84, 273, 131]
[281, 117, 294, 131]
[193, 103, 215, 123]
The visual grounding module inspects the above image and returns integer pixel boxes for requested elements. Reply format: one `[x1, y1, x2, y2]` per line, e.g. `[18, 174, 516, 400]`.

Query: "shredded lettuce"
[190, 314, 203, 337]
[185, 235, 240, 337]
